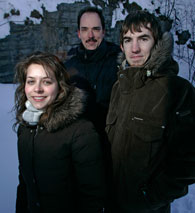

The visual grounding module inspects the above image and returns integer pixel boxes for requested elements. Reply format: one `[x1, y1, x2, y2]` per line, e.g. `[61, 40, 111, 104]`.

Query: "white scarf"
[22, 100, 44, 125]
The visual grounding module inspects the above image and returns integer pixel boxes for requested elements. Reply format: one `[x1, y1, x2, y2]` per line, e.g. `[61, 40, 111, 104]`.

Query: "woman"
[14, 52, 106, 213]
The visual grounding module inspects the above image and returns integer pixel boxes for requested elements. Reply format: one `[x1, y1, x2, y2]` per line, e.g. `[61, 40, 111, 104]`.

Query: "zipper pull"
[34, 126, 39, 137]
[132, 116, 143, 121]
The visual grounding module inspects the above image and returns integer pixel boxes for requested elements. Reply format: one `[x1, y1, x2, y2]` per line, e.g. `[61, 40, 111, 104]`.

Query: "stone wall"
[0, 1, 124, 83]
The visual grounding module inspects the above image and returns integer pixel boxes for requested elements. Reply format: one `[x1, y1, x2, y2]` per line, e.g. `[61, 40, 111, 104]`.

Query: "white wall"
[0, 84, 18, 213]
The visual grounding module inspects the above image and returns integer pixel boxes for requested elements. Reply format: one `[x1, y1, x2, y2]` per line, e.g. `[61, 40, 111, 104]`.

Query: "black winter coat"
[16, 88, 106, 213]
[64, 39, 121, 134]
[106, 32, 195, 213]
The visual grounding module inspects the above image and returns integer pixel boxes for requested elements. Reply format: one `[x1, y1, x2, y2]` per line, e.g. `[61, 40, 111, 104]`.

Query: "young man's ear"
[120, 44, 124, 52]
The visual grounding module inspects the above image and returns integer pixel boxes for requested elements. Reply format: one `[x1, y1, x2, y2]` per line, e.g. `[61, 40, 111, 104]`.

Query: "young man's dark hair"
[120, 10, 162, 45]
[77, 6, 105, 30]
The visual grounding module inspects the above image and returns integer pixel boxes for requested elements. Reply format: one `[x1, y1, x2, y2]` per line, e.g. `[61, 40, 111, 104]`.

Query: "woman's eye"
[26, 80, 34, 85]
[43, 81, 52, 85]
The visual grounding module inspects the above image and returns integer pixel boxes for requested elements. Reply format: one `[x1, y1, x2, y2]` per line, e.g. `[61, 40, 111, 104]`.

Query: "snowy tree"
[150, 0, 195, 84]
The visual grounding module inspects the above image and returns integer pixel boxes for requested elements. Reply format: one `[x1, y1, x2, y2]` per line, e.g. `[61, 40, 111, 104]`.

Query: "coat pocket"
[131, 116, 165, 166]
[132, 117, 164, 142]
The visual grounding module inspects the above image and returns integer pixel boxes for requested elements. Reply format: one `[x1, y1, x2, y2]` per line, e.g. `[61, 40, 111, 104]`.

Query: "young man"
[64, 6, 121, 135]
[106, 10, 195, 213]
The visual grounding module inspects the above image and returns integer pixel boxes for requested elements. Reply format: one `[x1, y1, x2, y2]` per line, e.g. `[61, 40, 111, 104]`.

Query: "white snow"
[0, 84, 18, 213]
[0, 0, 82, 39]
[0, 0, 153, 39]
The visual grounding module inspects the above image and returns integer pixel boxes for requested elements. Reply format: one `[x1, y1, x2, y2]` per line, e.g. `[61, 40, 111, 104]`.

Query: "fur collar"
[43, 87, 86, 132]
[118, 32, 178, 76]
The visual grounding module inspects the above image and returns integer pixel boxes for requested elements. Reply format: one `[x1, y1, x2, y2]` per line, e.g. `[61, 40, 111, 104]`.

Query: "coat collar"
[76, 39, 120, 63]
[42, 87, 86, 132]
[77, 39, 107, 62]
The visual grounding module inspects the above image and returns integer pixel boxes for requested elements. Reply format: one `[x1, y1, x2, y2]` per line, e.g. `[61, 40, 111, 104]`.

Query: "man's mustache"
[86, 38, 97, 43]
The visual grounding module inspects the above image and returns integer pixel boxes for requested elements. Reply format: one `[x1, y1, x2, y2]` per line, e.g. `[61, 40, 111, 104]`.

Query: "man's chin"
[84, 41, 99, 50]
[85, 45, 98, 50]
[129, 60, 145, 67]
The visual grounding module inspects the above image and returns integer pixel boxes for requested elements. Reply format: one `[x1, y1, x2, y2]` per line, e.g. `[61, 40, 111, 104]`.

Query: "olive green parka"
[106, 32, 195, 213]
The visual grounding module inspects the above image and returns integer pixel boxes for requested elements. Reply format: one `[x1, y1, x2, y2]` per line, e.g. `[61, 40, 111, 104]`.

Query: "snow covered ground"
[0, 81, 194, 213]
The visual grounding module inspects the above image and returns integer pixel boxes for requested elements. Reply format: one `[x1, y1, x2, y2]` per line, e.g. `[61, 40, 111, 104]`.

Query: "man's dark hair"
[120, 10, 162, 46]
[77, 6, 105, 30]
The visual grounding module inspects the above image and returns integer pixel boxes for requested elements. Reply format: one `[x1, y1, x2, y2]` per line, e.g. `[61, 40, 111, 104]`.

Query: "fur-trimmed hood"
[118, 32, 179, 76]
[42, 87, 86, 132]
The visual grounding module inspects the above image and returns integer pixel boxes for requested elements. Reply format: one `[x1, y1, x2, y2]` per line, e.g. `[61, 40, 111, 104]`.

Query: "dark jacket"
[16, 88, 106, 213]
[64, 39, 121, 134]
[106, 32, 195, 213]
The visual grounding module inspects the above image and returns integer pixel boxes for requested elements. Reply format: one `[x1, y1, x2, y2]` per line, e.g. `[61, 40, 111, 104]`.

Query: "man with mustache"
[64, 7, 121, 211]
[64, 6, 121, 136]
[106, 10, 195, 213]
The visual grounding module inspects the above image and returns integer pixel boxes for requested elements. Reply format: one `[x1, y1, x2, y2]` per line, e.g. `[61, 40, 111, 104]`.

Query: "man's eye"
[124, 39, 130, 43]
[141, 37, 148, 42]
[93, 27, 101, 31]
[81, 28, 87, 32]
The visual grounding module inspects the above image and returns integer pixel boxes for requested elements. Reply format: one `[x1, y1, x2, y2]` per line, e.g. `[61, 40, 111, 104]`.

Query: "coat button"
[146, 70, 152, 77]
[36, 202, 40, 207]
[119, 73, 124, 78]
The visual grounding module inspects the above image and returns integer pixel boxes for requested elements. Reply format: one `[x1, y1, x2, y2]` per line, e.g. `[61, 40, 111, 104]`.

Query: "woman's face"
[25, 64, 59, 110]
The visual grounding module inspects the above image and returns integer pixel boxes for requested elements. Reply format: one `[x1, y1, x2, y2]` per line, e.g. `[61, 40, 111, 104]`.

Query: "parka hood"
[42, 87, 86, 132]
[118, 32, 179, 76]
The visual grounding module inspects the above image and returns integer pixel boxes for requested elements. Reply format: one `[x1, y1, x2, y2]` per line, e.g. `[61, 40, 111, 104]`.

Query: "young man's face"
[121, 25, 155, 67]
[78, 12, 105, 50]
